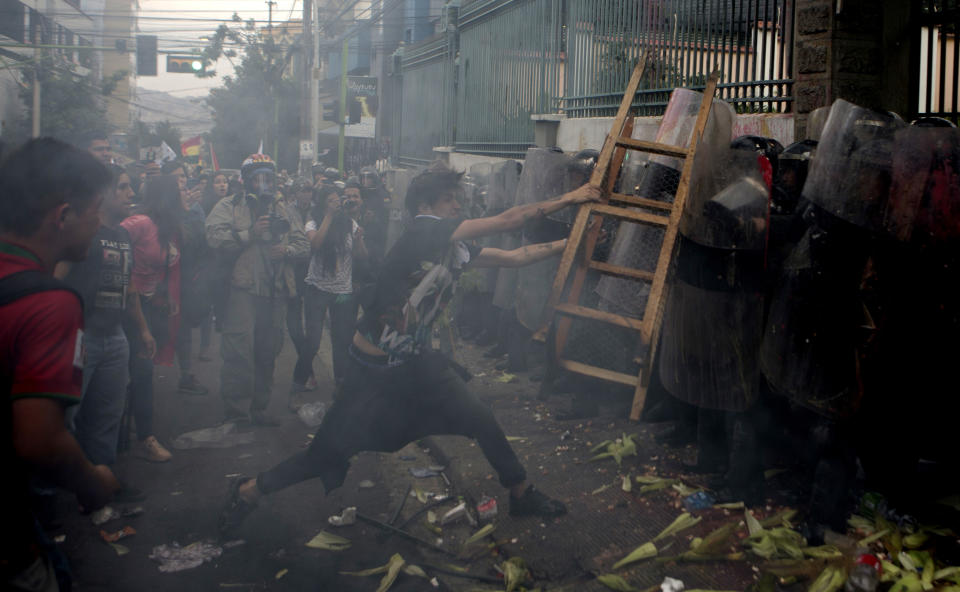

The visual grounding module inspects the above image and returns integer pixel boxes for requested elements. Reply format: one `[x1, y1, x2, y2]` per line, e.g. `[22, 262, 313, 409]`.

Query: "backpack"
[0, 270, 82, 308]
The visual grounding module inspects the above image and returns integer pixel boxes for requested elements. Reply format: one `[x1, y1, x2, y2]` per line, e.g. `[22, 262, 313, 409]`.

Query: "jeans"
[293, 286, 358, 386]
[128, 325, 154, 440]
[220, 289, 286, 419]
[258, 349, 526, 494]
[67, 328, 129, 466]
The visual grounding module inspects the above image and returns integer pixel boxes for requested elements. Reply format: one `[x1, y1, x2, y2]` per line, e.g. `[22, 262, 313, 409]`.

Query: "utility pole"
[298, 0, 314, 175]
[338, 37, 347, 174]
[31, 20, 41, 138]
[266, 0, 276, 31]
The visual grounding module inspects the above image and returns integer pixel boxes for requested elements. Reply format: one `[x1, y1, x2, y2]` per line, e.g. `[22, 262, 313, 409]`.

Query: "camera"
[257, 199, 291, 243]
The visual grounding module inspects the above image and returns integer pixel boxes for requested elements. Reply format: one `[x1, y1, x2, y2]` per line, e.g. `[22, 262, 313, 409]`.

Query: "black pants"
[286, 294, 309, 377]
[293, 286, 358, 386]
[258, 349, 527, 494]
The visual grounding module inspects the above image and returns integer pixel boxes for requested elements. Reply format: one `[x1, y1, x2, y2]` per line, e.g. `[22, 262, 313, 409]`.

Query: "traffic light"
[136, 35, 157, 76]
[348, 98, 362, 124]
[322, 100, 340, 122]
[166, 55, 204, 74]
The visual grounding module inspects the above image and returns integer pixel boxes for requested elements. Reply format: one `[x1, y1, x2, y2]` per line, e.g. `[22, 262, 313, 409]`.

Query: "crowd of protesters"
[2, 130, 602, 589]
[0, 131, 399, 590]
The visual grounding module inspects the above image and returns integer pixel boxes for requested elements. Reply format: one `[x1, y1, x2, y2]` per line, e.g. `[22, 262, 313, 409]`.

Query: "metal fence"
[915, 0, 959, 124]
[395, 33, 457, 167]
[454, 0, 565, 157]
[563, 0, 795, 117]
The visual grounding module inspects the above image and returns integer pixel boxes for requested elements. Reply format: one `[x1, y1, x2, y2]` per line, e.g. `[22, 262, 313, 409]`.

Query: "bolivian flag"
[180, 135, 203, 162]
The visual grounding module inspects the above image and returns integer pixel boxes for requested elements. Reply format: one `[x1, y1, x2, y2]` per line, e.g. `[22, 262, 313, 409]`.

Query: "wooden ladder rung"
[608, 192, 674, 212]
[614, 137, 689, 159]
[591, 203, 670, 227]
[554, 303, 643, 331]
[588, 260, 655, 282]
[557, 358, 639, 387]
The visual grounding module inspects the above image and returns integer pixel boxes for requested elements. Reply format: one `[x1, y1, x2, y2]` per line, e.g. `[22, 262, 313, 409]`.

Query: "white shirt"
[304, 218, 359, 294]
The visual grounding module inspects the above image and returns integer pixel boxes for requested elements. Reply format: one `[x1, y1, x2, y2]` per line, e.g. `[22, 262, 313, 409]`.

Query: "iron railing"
[563, 0, 795, 118]
[395, 33, 457, 167]
[454, 0, 565, 158]
[915, 0, 959, 124]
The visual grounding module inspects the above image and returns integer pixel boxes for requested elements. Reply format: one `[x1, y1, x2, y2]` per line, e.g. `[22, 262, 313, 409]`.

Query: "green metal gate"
[454, 0, 564, 157]
[396, 33, 457, 167]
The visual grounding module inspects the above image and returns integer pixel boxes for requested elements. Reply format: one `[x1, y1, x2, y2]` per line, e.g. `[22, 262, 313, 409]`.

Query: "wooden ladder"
[534, 60, 722, 421]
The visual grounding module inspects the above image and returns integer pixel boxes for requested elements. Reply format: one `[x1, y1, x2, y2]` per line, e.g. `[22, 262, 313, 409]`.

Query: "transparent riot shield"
[883, 126, 960, 249]
[803, 99, 906, 233]
[657, 237, 765, 411]
[514, 148, 583, 331]
[759, 222, 870, 418]
[466, 162, 493, 219]
[491, 161, 523, 311]
[597, 88, 735, 316]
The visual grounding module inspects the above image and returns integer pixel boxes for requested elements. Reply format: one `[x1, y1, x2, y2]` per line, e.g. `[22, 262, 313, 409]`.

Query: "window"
[0, 0, 26, 43]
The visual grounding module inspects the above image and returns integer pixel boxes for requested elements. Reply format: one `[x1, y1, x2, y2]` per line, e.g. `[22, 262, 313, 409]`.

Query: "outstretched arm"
[451, 184, 601, 242]
[470, 239, 567, 268]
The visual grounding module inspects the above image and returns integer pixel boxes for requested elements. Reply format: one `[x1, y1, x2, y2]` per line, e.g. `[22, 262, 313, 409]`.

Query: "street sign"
[299, 140, 315, 160]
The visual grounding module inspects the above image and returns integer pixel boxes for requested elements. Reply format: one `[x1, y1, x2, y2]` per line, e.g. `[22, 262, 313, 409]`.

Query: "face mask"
[250, 172, 275, 198]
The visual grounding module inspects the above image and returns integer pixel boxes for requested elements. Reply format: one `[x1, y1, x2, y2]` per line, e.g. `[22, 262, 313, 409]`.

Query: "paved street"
[53, 327, 791, 591]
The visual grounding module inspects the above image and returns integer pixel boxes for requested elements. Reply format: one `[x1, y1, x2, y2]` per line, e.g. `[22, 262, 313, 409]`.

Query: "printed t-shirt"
[356, 215, 479, 364]
[64, 225, 132, 336]
[0, 241, 84, 574]
[119, 214, 179, 298]
[304, 218, 359, 295]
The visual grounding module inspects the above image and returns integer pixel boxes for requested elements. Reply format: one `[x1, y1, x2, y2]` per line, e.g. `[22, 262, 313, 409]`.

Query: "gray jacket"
[205, 193, 310, 298]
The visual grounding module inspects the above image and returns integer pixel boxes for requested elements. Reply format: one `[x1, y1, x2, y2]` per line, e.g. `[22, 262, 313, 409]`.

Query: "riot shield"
[681, 146, 768, 250]
[806, 105, 831, 141]
[491, 161, 523, 311]
[803, 99, 906, 232]
[597, 89, 735, 316]
[514, 148, 584, 331]
[883, 126, 960, 249]
[466, 162, 493, 219]
[759, 217, 871, 418]
[658, 236, 765, 411]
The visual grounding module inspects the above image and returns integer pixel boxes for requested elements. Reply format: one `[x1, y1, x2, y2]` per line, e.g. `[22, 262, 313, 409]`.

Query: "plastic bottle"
[845, 551, 882, 592]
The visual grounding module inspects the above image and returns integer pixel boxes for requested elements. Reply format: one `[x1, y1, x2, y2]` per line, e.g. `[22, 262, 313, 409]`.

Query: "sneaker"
[249, 410, 280, 427]
[219, 477, 258, 535]
[509, 485, 567, 518]
[305, 376, 318, 391]
[136, 436, 172, 463]
[114, 481, 147, 503]
[289, 382, 311, 395]
[178, 375, 208, 396]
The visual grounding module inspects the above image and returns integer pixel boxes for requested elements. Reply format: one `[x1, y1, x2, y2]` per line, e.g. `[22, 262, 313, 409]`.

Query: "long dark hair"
[311, 187, 353, 277]
[140, 174, 183, 246]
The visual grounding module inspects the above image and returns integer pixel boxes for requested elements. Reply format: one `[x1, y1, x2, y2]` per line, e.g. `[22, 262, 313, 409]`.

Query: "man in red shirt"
[0, 138, 119, 591]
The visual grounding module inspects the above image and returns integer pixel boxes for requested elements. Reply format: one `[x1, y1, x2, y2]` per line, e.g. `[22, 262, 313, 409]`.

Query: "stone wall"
[792, 0, 915, 138]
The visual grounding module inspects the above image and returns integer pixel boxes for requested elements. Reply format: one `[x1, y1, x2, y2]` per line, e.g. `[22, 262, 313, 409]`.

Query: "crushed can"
[682, 491, 716, 511]
[477, 496, 498, 522]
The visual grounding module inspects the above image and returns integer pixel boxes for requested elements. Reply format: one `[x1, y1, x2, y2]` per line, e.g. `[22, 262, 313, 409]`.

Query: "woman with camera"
[293, 186, 367, 396]
[120, 174, 183, 462]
